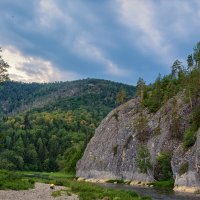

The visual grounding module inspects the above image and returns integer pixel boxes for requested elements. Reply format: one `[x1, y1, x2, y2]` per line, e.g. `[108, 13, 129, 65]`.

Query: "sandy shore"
[0, 182, 79, 200]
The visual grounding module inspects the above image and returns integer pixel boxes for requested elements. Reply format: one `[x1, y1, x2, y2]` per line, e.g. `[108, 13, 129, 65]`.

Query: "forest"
[0, 78, 135, 173]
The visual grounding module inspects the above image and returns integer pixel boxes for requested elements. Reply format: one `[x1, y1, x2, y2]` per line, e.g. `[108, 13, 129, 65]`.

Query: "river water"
[101, 183, 200, 200]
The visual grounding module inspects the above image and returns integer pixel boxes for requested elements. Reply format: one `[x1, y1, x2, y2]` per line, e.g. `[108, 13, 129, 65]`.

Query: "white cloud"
[37, 1, 129, 77]
[116, 0, 173, 64]
[2, 46, 80, 83]
[72, 36, 129, 76]
[115, 0, 200, 66]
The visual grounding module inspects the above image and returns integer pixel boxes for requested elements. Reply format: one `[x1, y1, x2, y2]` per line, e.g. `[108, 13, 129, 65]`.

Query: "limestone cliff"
[76, 92, 200, 192]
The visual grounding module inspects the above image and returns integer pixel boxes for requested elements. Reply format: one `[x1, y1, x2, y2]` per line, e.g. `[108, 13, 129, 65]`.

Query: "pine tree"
[0, 48, 9, 83]
[187, 54, 194, 72]
[136, 77, 145, 100]
[116, 88, 127, 104]
[193, 42, 200, 67]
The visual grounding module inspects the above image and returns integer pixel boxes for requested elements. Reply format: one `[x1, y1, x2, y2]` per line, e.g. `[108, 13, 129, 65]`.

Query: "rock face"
[76, 92, 200, 192]
[172, 129, 200, 192]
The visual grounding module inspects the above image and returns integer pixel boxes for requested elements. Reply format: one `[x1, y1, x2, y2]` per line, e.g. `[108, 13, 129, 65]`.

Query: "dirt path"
[0, 182, 79, 200]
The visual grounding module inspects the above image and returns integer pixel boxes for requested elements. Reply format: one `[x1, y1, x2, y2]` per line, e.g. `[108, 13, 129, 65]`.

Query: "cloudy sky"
[0, 0, 200, 85]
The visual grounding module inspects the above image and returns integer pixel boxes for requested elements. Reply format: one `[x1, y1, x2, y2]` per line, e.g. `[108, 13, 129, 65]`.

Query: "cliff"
[76, 92, 200, 192]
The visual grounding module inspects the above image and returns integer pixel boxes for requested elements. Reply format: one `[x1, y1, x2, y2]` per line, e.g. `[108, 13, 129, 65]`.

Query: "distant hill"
[0, 79, 136, 172]
[0, 79, 135, 116]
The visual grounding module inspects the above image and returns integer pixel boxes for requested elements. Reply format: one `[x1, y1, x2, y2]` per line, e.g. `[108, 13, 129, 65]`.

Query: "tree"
[0, 48, 9, 83]
[116, 88, 127, 104]
[187, 54, 194, 72]
[136, 146, 152, 174]
[171, 59, 183, 79]
[136, 77, 145, 100]
[193, 42, 200, 67]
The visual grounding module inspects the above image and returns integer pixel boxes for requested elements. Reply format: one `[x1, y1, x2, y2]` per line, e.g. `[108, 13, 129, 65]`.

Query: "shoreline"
[77, 177, 200, 194]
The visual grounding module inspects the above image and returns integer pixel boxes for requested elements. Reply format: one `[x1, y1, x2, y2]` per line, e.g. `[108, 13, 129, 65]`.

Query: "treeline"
[0, 79, 135, 172]
[136, 41, 200, 113]
[135, 42, 200, 150]
[0, 79, 135, 116]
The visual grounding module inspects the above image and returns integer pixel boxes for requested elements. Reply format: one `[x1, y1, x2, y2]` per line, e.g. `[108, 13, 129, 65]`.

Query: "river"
[101, 183, 200, 200]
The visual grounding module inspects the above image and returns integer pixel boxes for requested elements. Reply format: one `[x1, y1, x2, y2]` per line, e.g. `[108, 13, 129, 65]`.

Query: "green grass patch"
[0, 170, 35, 190]
[52, 189, 72, 197]
[150, 179, 174, 189]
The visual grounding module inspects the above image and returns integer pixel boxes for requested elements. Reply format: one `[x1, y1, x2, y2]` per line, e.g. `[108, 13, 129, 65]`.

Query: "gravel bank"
[0, 182, 79, 200]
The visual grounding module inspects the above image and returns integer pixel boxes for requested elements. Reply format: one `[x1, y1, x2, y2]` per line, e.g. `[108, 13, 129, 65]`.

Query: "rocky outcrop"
[172, 129, 200, 192]
[76, 92, 200, 192]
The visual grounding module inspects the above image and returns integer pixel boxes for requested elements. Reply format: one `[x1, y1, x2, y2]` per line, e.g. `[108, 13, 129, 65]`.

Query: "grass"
[149, 179, 174, 189]
[0, 170, 151, 200]
[52, 189, 72, 197]
[0, 170, 35, 190]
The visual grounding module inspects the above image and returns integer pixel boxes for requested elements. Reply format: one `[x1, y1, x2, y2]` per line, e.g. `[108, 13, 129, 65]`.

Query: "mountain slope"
[0, 79, 136, 172]
[0, 79, 135, 116]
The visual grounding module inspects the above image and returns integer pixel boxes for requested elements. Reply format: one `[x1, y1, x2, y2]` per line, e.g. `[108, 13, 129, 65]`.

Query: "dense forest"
[0, 79, 135, 172]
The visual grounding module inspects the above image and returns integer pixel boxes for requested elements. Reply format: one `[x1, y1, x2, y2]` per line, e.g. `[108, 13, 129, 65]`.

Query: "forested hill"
[0, 79, 135, 172]
[0, 79, 135, 116]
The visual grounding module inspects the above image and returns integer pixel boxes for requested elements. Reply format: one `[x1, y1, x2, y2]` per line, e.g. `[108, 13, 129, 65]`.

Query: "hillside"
[0, 79, 136, 172]
[77, 43, 200, 192]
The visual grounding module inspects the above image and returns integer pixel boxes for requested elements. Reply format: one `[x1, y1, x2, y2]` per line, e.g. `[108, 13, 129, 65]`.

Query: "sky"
[0, 0, 200, 85]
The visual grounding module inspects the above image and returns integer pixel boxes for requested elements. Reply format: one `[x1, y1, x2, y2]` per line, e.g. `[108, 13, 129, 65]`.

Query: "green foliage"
[10, 171, 151, 200]
[0, 79, 135, 173]
[178, 162, 189, 176]
[154, 152, 173, 181]
[183, 127, 197, 148]
[68, 181, 150, 200]
[136, 146, 152, 174]
[57, 143, 84, 173]
[0, 79, 135, 117]
[116, 88, 127, 104]
[0, 48, 9, 83]
[150, 179, 174, 189]
[0, 170, 35, 190]
[183, 105, 200, 148]
[140, 41, 200, 114]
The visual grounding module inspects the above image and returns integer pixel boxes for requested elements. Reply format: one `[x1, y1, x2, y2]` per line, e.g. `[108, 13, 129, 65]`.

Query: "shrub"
[154, 152, 173, 181]
[183, 127, 197, 148]
[136, 146, 152, 173]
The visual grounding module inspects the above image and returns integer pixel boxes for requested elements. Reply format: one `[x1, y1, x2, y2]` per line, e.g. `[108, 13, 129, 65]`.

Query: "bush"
[154, 152, 173, 181]
[183, 127, 197, 148]
[136, 146, 152, 173]
[150, 179, 174, 189]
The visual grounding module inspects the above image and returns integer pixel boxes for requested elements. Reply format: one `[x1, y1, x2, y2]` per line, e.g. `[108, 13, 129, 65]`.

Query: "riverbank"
[78, 177, 200, 194]
[0, 171, 151, 200]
